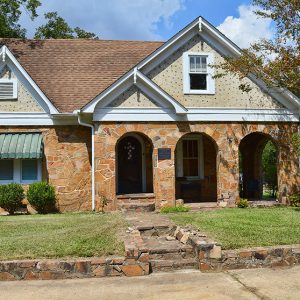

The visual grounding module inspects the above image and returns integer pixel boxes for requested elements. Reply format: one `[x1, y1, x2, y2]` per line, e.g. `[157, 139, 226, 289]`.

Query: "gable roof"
[0, 39, 162, 113]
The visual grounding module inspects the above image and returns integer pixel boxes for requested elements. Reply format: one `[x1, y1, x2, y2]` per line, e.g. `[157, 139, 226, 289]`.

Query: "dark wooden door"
[117, 136, 143, 194]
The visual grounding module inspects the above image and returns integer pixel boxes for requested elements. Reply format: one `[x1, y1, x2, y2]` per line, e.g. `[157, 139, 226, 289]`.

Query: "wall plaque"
[158, 148, 171, 160]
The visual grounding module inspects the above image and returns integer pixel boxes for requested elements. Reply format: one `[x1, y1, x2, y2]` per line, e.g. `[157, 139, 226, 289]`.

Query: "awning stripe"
[0, 133, 43, 159]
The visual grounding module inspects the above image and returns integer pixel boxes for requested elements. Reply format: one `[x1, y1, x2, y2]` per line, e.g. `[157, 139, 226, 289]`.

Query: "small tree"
[27, 182, 56, 214]
[0, 183, 24, 215]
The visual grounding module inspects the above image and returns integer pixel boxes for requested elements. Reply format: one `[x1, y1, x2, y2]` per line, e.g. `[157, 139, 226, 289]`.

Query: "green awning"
[0, 133, 43, 159]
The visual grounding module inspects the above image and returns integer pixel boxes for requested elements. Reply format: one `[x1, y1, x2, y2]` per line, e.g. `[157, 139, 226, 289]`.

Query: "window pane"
[201, 57, 207, 71]
[196, 57, 201, 70]
[0, 160, 13, 180]
[189, 56, 196, 72]
[190, 74, 207, 90]
[22, 160, 37, 181]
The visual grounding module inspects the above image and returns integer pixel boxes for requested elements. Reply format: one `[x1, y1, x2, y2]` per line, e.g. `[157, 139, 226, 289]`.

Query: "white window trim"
[183, 52, 215, 95]
[0, 78, 18, 100]
[176, 134, 204, 180]
[0, 159, 42, 184]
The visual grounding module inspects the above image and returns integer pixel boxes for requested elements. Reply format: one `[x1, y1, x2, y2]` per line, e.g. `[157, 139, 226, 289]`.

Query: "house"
[0, 17, 299, 212]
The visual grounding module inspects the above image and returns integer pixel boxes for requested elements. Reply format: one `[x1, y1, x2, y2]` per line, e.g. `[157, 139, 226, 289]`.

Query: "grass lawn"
[170, 207, 300, 250]
[0, 212, 127, 260]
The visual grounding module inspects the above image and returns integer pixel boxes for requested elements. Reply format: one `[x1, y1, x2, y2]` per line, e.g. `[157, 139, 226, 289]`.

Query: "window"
[176, 135, 204, 179]
[0, 159, 41, 184]
[183, 52, 215, 94]
[0, 78, 18, 100]
[0, 160, 13, 181]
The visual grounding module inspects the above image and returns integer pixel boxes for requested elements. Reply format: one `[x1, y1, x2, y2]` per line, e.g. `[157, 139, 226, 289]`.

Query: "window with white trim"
[176, 135, 204, 179]
[183, 52, 215, 94]
[0, 78, 18, 100]
[0, 159, 42, 184]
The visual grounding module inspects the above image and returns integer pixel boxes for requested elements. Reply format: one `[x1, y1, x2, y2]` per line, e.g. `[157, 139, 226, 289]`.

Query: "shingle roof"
[0, 39, 163, 112]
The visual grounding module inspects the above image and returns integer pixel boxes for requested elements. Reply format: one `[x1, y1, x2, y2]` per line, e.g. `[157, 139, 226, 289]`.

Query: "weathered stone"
[40, 271, 65, 280]
[209, 246, 222, 259]
[138, 253, 149, 263]
[254, 250, 268, 260]
[24, 271, 39, 280]
[92, 266, 106, 277]
[239, 251, 252, 258]
[121, 265, 145, 277]
[166, 236, 176, 241]
[0, 272, 15, 281]
[74, 261, 90, 274]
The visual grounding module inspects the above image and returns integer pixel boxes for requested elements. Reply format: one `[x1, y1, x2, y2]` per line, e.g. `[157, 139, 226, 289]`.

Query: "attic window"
[0, 79, 17, 100]
[183, 52, 215, 94]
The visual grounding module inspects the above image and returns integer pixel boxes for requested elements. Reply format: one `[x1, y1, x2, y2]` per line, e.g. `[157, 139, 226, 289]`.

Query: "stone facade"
[0, 126, 92, 212]
[94, 121, 300, 211]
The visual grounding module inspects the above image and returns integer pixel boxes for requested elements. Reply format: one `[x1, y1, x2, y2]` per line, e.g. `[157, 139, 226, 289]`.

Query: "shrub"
[237, 198, 249, 208]
[27, 182, 56, 213]
[289, 194, 300, 207]
[160, 205, 190, 213]
[0, 183, 24, 215]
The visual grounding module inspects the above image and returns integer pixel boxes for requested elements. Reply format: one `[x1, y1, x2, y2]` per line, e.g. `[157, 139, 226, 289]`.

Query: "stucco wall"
[0, 66, 43, 112]
[146, 35, 283, 109]
[110, 85, 159, 108]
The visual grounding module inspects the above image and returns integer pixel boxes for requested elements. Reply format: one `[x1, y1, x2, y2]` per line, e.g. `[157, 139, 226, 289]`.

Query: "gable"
[0, 65, 44, 112]
[148, 34, 283, 109]
[110, 85, 160, 108]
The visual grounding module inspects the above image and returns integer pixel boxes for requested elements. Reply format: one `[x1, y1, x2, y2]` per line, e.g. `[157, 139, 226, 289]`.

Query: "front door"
[117, 136, 143, 194]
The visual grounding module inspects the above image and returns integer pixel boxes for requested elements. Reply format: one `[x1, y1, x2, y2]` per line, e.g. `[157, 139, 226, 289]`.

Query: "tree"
[262, 141, 278, 198]
[216, 0, 300, 96]
[34, 12, 98, 39]
[0, 0, 40, 38]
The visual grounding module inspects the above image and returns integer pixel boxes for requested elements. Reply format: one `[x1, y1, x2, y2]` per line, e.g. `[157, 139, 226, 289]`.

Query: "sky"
[19, 0, 274, 48]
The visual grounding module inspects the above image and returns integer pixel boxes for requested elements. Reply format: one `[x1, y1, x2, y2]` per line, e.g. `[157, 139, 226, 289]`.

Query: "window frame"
[182, 52, 215, 95]
[0, 78, 18, 100]
[176, 134, 204, 180]
[0, 159, 42, 185]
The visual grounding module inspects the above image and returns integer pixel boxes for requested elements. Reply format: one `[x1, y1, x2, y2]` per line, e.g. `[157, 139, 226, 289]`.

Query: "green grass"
[160, 205, 190, 213]
[170, 207, 300, 250]
[0, 212, 126, 260]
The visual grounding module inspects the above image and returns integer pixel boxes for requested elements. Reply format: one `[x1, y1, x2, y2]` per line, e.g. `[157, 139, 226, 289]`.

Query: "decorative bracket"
[1, 46, 6, 62]
[198, 17, 202, 32]
[133, 67, 137, 84]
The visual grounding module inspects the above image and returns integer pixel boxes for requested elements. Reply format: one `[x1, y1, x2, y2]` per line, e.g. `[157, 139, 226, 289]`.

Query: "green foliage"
[34, 11, 98, 39]
[237, 198, 249, 208]
[289, 194, 300, 207]
[160, 205, 190, 214]
[262, 141, 278, 197]
[27, 181, 56, 213]
[0, 183, 24, 214]
[0, 0, 40, 38]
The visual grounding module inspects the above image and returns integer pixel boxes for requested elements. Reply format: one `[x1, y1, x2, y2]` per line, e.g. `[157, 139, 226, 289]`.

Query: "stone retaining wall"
[198, 245, 300, 272]
[0, 256, 149, 281]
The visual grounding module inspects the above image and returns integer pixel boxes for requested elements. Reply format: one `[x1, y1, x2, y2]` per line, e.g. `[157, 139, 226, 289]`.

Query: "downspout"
[76, 111, 95, 211]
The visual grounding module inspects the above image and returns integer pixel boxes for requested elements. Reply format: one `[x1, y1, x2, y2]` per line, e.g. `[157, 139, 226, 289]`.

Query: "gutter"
[75, 110, 95, 211]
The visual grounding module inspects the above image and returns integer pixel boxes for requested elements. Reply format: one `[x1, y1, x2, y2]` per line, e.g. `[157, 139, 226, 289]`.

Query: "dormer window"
[0, 78, 18, 100]
[183, 52, 215, 94]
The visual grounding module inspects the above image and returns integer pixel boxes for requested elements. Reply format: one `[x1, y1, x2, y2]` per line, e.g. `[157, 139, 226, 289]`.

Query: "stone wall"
[94, 122, 300, 210]
[0, 126, 92, 212]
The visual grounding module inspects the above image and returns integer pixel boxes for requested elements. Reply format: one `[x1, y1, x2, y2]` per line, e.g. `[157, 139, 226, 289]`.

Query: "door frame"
[116, 133, 146, 194]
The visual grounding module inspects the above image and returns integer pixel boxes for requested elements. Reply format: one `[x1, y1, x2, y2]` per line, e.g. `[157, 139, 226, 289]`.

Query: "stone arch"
[175, 132, 218, 203]
[239, 131, 279, 200]
[115, 131, 154, 195]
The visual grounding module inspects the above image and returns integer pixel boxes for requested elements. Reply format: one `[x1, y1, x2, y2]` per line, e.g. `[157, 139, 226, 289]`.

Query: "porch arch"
[116, 132, 153, 195]
[239, 132, 279, 200]
[175, 132, 218, 203]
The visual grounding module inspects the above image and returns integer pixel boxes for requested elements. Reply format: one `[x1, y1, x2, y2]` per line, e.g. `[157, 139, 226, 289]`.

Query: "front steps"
[117, 193, 155, 212]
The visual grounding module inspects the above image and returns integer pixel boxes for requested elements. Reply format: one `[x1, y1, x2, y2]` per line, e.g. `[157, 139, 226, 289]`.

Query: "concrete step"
[117, 202, 155, 212]
[150, 258, 198, 272]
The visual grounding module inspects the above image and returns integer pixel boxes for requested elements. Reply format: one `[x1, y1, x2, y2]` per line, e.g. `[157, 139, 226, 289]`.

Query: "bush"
[289, 194, 300, 207]
[160, 205, 190, 213]
[0, 183, 24, 215]
[27, 182, 56, 213]
[237, 198, 249, 208]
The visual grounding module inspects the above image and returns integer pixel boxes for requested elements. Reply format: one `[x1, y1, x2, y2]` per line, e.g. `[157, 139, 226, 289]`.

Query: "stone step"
[150, 258, 198, 272]
[117, 202, 155, 212]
